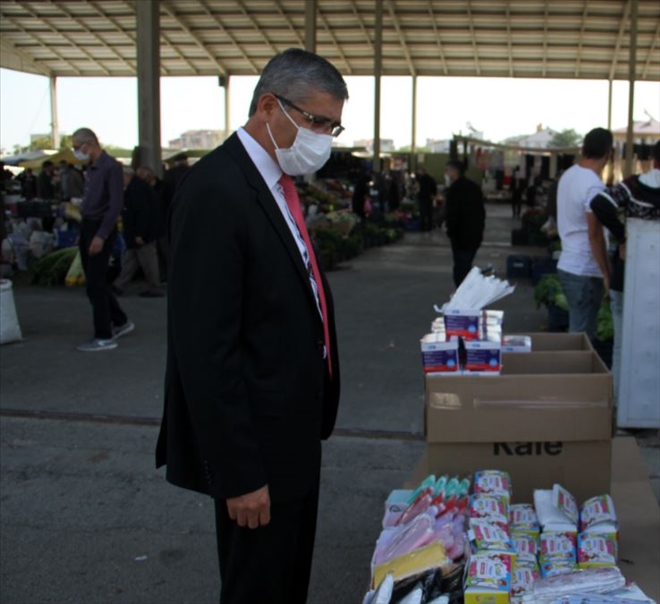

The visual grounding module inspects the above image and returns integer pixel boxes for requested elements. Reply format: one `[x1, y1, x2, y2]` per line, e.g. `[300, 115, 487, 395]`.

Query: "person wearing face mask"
[71, 127, 133, 352]
[444, 159, 486, 287]
[156, 48, 346, 603]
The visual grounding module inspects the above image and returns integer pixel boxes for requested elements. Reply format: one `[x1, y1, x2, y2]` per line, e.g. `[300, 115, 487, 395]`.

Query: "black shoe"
[139, 289, 165, 298]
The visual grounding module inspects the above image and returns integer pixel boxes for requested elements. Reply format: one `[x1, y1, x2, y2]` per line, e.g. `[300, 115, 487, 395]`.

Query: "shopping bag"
[65, 250, 85, 286]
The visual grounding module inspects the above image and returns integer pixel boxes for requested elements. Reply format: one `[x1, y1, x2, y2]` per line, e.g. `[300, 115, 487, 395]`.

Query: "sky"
[1, 66, 659, 155]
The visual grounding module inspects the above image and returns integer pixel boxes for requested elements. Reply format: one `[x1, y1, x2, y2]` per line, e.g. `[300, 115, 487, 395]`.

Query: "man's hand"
[226, 485, 270, 529]
[135, 236, 144, 246]
[88, 236, 105, 256]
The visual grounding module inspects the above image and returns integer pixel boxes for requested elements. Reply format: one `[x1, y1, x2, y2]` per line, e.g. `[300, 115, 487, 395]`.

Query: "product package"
[474, 470, 512, 502]
[464, 551, 514, 604]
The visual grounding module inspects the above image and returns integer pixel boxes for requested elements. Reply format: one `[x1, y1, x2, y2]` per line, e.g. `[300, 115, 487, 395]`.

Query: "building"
[168, 129, 223, 149]
[353, 138, 395, 153]
[515, 124, 558, 149]
[613, 117, 660, 144]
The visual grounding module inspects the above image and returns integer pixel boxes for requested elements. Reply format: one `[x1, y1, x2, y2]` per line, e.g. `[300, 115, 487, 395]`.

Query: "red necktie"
[279, 174, 332, 376]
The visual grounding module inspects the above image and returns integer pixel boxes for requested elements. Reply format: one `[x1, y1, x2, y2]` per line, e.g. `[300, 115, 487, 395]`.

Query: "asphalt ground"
[1, 201, 658, 604]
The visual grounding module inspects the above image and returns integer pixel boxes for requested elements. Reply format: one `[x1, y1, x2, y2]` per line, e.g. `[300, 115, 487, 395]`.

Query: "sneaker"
[112, 321, 135, 340]
[77, 338, 118, 352]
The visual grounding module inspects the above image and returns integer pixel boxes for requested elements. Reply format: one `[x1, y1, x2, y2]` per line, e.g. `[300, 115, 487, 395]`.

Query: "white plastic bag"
[0, 279, 23, 344]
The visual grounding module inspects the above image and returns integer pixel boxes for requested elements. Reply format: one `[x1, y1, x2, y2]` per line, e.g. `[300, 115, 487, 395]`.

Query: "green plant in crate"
[534, 274, 614, 341]
[597, 298, 614, 342]
[534, 274, 569, 310]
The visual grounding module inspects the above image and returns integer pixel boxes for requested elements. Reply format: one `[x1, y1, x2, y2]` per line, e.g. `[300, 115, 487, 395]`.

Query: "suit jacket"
[156, 133, 341, 503]
[445, 175, 486, 249]
[122, 176, 159, 248]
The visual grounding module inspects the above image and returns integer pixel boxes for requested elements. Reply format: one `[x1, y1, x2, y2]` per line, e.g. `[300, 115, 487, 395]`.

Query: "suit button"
[316, 340, 324, 350]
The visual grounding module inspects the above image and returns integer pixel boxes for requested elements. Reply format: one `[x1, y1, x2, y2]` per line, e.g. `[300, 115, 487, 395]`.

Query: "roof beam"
[609, 0, 631, 81]
[641, 20, 659, 79]
[427, 0, 448, 76]
[50, 0, 137, 75]
[349, 0, 373, 53]
[574, 0, 589, 77]
[386, 0, 416, 76]
[466, 0, 481, 76]
[272, 0, 305, 47]
[318, 10, 352, 75]
[542, 0, 549, 77]
[197, 0, 259, 74]
[160, 1, 229, 76]
[505, 0, 513, 77]
[0, 37, 51, 77]
[92, 0, 175, 76]
[235, 0, 279, 57]
[14, 0, 111, 76]
[2, 12, 82, 76]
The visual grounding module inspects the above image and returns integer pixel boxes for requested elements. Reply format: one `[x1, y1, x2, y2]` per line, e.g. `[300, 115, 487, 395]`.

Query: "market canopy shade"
[16, 148, 85, 169]
[1, 0, 659, 82]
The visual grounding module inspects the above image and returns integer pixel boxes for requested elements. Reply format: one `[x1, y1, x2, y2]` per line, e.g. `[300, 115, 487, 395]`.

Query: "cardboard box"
[507, 332, 594, 353]
[405, 437, 660, 602]
[424, 351, 612, 503]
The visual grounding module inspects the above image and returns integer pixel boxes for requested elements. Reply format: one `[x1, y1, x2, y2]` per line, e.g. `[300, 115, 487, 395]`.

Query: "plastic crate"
[531, 256, 558, 285]
[506, 254, 532, 279]
[511, 228, 528, 245]
[55, 230, 79, 249]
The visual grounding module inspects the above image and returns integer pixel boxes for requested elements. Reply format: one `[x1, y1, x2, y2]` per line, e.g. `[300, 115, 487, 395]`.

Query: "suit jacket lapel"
[223, 133, 320, 314]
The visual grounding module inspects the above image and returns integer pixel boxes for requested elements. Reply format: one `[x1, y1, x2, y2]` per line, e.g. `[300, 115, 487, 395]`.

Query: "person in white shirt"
[557, 127, 613, 341]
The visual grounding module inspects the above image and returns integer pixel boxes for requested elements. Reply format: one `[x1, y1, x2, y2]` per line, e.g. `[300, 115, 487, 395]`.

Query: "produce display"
[363, 474, 655, 604]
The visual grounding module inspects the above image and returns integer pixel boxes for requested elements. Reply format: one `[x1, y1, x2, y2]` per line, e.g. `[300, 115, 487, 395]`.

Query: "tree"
[59, 134, 73, 151]
[549, 129, 581, 148]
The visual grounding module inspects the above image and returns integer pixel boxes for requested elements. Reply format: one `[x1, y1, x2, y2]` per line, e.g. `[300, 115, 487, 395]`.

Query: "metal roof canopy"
[1, 0, 659, 81]
[1, 0, 656, 176]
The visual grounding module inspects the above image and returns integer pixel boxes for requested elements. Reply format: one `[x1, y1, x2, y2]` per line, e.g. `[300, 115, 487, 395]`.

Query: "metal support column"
[625, 0, 638, 178]
[222, 75, 231, 142]
[411, 75, 418, 172]
[136, 0, 162, 176]
[49, 76, 60, 149]
[305, 0, 317, 52]
[607, 79, 613, 130]
[373, 0, 383, 173]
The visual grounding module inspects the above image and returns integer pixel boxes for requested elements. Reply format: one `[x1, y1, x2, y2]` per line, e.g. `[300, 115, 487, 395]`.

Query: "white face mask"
[267, 100, 333, 176]
[73, 145, 90, 162]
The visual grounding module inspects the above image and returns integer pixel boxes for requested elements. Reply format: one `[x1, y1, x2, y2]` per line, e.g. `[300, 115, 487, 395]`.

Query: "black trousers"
[451, 245, 478, 288]
[419, 197, 434, 231]
[79, 218, 128, 340]
[214, 477, 320, 604]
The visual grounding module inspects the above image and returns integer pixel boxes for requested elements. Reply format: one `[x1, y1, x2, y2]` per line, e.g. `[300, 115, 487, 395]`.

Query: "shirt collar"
[236, 127, 282, 190]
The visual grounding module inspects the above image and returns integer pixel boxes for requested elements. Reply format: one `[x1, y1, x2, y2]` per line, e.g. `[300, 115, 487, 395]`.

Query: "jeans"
[452, 245, 478, 287]
[79, 218, 128, 340]
[557, 268, 604, 342]
[609, 289, 624, 406]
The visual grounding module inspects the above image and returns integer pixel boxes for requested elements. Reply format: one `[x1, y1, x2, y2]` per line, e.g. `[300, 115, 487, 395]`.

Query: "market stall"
[362, 269, 659, 604]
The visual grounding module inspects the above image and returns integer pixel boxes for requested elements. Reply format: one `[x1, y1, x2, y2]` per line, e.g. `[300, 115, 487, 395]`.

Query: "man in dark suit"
[156, 48, 347, 603]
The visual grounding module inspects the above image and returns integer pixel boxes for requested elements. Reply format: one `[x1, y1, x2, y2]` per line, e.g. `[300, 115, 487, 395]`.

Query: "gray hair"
[72, 127, 99, 145]
[249, 48, 348, 116]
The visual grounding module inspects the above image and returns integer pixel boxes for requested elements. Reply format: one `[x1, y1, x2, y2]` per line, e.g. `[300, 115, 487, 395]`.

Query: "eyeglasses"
[274, 94, 345, 138]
